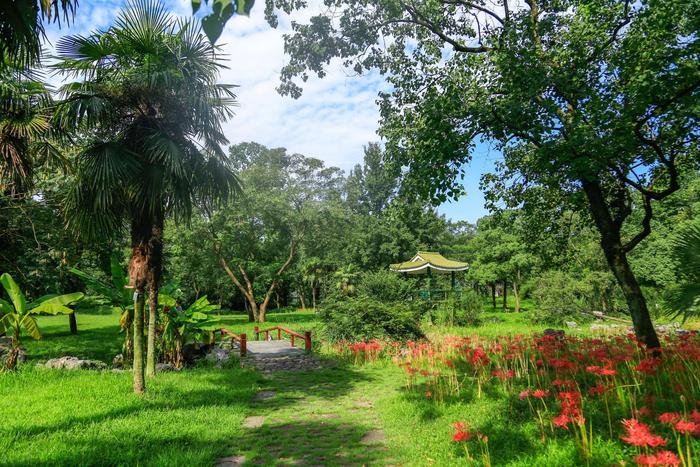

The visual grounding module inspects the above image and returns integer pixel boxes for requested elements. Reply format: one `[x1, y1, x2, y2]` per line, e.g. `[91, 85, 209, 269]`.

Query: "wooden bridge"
[214, 326, 312, 357]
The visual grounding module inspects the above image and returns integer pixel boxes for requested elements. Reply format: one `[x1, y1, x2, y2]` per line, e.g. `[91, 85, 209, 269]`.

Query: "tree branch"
[623, 195, 653, 253]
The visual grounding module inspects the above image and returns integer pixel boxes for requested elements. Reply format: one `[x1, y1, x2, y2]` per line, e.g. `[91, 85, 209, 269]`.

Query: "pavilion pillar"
[427, 268, 432, 301]
[451, 271, 456, 290]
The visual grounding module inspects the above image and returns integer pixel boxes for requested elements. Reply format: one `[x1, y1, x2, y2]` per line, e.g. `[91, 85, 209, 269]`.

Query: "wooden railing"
[254, 325, 312, 353]
[214, 328, 247, 357]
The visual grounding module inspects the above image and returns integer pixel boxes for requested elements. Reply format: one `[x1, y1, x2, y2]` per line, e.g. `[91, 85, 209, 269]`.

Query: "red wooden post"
[240, 333, 247, 357]
[277, 328, 281, 340]
[304, 331, 312, 353]
[254, 326, 259, 340]
[265, 330, 269, 340]
[291, 335, 295, 347]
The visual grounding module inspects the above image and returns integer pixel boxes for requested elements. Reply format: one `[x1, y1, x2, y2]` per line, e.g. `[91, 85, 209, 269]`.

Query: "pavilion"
[390, 251, 469, 298]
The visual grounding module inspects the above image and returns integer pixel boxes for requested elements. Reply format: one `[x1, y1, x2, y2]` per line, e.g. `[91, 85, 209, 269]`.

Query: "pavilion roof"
[389, 251, 469, 274]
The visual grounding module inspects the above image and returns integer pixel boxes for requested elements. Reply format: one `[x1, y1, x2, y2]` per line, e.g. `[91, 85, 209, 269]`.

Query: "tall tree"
[55, 0, 240, 392]
[267, 0, 700, 348]
[209, 143, 339, 322]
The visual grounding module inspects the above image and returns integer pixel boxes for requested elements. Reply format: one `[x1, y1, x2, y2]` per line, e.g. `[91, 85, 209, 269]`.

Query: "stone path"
[215, 360, 392, 466]
[242, 340, 325, 374]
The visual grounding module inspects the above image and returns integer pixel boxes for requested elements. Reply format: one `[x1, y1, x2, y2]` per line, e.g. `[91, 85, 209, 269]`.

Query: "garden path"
[215, 357, 398, 466]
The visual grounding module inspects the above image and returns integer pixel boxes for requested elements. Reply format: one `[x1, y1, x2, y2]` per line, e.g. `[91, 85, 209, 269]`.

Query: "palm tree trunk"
[128, 217, 151, 394]
[146, 217, 163, 378]
[133, 289, 146, 393]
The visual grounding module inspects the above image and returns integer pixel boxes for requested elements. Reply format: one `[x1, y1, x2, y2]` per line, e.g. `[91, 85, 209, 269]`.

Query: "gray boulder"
[44, 356, 107, 370]
[155, 362, 180, 372]
[205, 347, 232, 367]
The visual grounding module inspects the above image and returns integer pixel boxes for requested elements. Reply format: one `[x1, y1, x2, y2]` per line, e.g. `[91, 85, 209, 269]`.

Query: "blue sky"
[43, 0, 498, 223]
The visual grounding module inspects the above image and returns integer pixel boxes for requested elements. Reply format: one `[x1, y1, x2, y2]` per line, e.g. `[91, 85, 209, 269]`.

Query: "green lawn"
[3, 308, 691, 466]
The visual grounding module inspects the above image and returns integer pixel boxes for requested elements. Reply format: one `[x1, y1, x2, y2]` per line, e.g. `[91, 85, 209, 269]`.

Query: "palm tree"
[55, 0, 240, 393]
[665, 221, 700, 320]
[0, 66, 66, 196]
[0, 0, 78, 69]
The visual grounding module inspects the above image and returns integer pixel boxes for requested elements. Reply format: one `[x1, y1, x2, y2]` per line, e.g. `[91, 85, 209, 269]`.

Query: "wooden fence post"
[291, 335, 295, 347]
[304, 331, 312, 353]
[254, 326, 259, 340]
[240, 333, 247, 357]
[277, 328, 281, 340]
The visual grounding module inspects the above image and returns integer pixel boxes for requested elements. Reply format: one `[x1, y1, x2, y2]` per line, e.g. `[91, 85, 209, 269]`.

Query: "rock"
[205, 347, 232, 367]
[242, 416, 265, 428]
[360, 430, 386, 445]
[182, 343, 213, 366]
[155, 363, 180, 372]
[565, 321, 578, 329]
[44, 356, 107, 370]
[112, 354, 125, 369]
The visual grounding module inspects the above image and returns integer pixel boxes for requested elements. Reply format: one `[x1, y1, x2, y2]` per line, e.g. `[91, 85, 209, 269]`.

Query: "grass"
[3, 307, 693, 466]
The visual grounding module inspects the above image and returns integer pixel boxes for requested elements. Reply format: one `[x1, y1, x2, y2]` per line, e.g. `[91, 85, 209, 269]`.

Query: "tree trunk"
[69, 312, 78, 334]
[582, 180, 661, 349]
[312, 286, 317, 310]
[491, 283, 496, 309]
[145, 217, 163, 378]
[513, 282, 521, 313]
[128, 217, 151, 394]
[502, 280, 507, 310]
[132, 289, 146, 394]
[298, 289, 307, 309]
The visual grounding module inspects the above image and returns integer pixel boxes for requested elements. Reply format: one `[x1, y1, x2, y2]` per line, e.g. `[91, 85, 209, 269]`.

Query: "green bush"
[530, 271, 591, 325]
[431, 290, 483, 326]
[357, 270, 416, 302]
[319, 297, 424, 342]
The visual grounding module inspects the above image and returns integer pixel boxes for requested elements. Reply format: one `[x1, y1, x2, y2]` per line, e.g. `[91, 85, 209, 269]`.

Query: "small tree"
[0, 273, 83, 369]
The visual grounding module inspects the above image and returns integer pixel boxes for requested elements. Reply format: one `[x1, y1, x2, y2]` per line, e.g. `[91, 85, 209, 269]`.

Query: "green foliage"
[160, 294, 220, 366]
[529, 271, 614, 325]
[431, 291, 484, 327]
[319, 297, 423, 342]
[664, 221, 700, 320]
[0, 272, 83, 368]
[356, 270, 415, 303]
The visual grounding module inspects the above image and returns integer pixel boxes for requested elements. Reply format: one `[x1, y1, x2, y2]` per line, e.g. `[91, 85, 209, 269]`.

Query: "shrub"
[319, 297, 424, 342]
[530, 271, 592, 325]
[432, 290, 483, 326]
[357, 270, 416, 302]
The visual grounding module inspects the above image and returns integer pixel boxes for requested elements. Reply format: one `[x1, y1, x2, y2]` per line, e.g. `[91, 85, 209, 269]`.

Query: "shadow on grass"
[238, 419, 386, 466]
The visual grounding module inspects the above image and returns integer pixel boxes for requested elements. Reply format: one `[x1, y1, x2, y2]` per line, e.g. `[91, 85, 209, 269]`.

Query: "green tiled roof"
[390, 251, 469, 274]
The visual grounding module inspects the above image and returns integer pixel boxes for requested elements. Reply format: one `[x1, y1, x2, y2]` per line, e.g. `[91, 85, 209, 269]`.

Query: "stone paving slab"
[215, 455, 245, 466]
[242, 416, 265, 428]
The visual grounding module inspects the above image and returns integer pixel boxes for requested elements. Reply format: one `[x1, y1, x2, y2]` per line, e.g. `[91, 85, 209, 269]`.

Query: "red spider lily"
[635, 450, 681, 466]
[532, 389, 548, 398]
[519, 390, 530, 399]
[621, 419, 667, 448]
[598, 368, 617, 376]
[672, 420, 698, 434]
[452, 431, 471, 442]
[426, 389, 432, 398]
[453, 421, 467, 431]
[586, 365, 602, 374]
[658, 413, 682, 424]
[553, 412, 571, 429]
[588, 385, 606, 396]
[690, 411, 700, 424]
[635, 358, 663, 375]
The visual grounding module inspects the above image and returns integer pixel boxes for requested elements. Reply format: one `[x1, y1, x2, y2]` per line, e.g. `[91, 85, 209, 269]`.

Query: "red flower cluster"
[635, 450, 680, 466]
[621, 419, 666, 448]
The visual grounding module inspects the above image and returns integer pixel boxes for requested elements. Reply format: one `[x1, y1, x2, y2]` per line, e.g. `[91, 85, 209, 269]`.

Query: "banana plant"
[159, 295, 220, 368]
[70, 255, 134, 359]
[0, 273, 84, 370]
